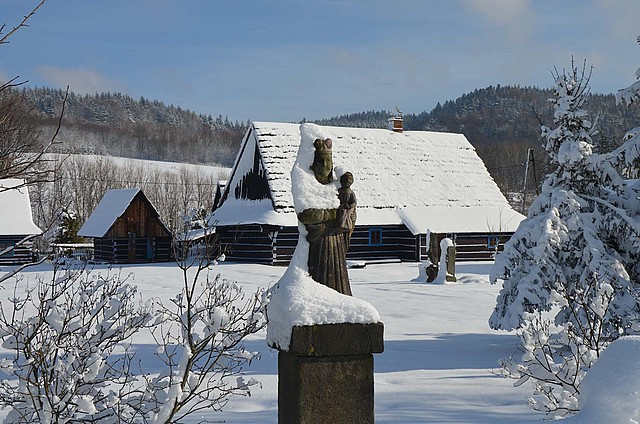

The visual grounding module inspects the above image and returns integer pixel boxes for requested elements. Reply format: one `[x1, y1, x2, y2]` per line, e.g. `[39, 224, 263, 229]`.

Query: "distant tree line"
[20, 87, 247, 166]
[30, 155, 228, 237]
[18, 84, 640, 214]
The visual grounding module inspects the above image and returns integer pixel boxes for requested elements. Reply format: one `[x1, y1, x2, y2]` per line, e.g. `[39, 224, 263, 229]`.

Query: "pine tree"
[54, 210, 83, 244]
[491, 60, 640, 418]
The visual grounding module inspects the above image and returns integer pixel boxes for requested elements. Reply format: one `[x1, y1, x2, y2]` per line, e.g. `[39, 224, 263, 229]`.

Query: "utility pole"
[530, 150, 540, 196]
[521, 147, 533, 215]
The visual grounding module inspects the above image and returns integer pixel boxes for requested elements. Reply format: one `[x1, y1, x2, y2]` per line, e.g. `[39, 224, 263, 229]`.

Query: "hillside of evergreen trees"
[21, 87, 247, 166]
[19, 84, 640, 199]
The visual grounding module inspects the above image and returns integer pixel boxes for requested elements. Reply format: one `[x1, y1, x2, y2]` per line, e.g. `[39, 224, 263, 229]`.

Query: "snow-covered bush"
[491, 61, 640, 418]
[132, 257, 267, 423]
[0, 266, 153, 423]
[0, 236, 267, 423]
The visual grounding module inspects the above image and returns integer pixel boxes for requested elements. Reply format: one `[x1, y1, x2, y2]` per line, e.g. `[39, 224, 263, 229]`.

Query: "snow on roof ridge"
[78, 188, 141, 238]
[252, 120, 465, 137]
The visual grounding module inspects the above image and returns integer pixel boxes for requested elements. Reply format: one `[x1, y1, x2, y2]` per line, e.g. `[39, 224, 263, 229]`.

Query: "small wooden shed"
[78, 188, 172, 263]
[0, 179, 42, 265]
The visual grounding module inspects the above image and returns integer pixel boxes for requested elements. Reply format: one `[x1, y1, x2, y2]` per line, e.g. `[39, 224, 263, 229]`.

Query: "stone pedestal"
[278, 322, 384, 424]
[445, 245, 457, 282]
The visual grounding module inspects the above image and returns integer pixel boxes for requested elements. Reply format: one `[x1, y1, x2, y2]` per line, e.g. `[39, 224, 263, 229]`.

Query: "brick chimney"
[387, 107, 403, 133]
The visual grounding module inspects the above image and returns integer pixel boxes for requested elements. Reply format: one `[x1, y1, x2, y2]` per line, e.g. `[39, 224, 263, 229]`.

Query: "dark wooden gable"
[212, 181, 226, 212]
[104, 192, 171, 239]
[234, 141, 270, 201]
[220, 126, 273, 207]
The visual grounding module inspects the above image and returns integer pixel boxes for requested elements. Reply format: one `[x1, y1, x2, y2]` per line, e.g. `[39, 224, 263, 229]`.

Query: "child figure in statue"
[337, 172, 357, 248]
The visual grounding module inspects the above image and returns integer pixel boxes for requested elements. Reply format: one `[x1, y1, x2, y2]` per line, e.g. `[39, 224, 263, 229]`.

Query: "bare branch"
[0, 0, 48, 45]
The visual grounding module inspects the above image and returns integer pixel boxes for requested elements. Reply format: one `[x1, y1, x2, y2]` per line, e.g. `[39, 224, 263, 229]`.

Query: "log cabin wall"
[217, 224, 273, 264]
[272, 226, 299, 266]
[420, 232, 512, 263]
[0, 235, 36, 265]
[218, 224, 515, 267]
[222, 224, 420, 267]
[347, 225, 416, 262]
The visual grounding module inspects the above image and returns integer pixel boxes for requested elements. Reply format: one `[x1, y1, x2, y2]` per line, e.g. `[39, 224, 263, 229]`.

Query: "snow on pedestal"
[564, 336, 640, 423]
[266, 123, 380, 351]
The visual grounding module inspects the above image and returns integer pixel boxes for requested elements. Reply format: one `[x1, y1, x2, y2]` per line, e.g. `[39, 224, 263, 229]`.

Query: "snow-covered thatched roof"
[0, 179, 41, 236]
[212, 122, 524, 234]
[78, 188, 140, 238]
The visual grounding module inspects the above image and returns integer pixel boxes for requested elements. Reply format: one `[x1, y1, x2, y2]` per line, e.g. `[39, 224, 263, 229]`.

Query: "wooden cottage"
[0, 179, 42, 265]
[210, 121, 525, 266]
[78, 188, 172, 263]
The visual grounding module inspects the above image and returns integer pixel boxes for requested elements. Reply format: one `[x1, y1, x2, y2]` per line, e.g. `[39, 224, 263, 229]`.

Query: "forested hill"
[315, 85, 640, 196]
[21, 87, 247, 166]
[316, 85, 640, 149]
[20, 84, 640, 194]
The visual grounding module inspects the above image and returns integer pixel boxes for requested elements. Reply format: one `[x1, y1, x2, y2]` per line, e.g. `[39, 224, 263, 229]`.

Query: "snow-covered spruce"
[266, 123, 380, 351]
[491, 62, 640, 418]
[491, 63, 640, 333]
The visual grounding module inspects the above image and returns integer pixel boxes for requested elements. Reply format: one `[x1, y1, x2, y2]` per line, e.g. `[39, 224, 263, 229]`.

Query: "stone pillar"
[278, 322, 384, 424]
[445, 245, 456, 282]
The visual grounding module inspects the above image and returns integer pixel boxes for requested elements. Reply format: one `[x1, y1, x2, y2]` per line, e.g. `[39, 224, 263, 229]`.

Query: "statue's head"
[340, 172, 353, 188]
[310, 138, 333, 184]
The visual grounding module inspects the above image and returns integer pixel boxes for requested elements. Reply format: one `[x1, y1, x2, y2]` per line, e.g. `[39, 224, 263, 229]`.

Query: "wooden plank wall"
[347, 225, 416, 262]
[105, 195, 171, 239]
[454, 233, 510, 261]
[218, 225, 515, 266]
[93, 238, 114, 262]
[233, 144, 270, 201]
[217, 225, 273, 264]
[94, 237, 171, 263]
[420, 232, 512, 262]
[155, 238, 172, 262]
[0, 235, 36, 265]
[272, 226, 299, 266]
[250, 224, 417, 266]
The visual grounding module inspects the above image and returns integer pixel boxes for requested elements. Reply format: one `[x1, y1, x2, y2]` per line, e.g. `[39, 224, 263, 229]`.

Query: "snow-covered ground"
[5, 261, 540, 423]
[49, 153, 231, 178]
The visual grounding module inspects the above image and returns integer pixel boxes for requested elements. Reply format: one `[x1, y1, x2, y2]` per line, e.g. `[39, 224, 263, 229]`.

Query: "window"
[487, 235, 500, 250]
[369, 228, 383, 246]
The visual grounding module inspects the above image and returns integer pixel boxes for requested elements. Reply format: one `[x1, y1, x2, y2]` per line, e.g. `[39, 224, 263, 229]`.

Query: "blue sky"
[1, 0, 639, 122]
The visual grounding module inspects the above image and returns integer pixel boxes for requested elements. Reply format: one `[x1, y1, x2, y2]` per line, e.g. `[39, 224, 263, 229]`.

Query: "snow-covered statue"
[266, 123, 379, 351]
[297, 137, 355, 295]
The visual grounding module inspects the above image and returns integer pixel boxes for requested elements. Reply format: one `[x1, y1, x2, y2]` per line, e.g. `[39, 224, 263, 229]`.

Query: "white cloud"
[35, 66, 126, 94]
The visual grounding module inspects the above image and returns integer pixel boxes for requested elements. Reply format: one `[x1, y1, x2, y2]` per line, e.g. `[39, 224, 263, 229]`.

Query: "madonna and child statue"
[267, 124, 383, 424]
[297, 137, 357, 295]
[265, 123, 381, 354]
